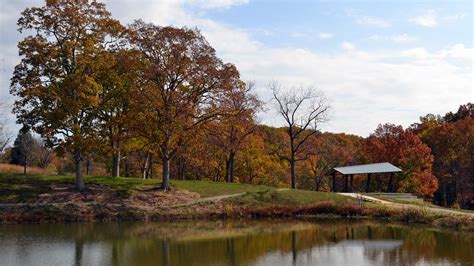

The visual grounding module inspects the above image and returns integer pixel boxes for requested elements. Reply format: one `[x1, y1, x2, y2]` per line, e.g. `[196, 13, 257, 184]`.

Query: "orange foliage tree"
[127, 20, 241, 190]
[11, 0, 123, 190]
[364, 124, 438, 197]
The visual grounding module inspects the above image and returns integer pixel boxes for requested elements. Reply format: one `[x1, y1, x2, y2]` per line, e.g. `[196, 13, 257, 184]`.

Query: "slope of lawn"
[0, 172, 277, 203]
[225, 189, 354, 206]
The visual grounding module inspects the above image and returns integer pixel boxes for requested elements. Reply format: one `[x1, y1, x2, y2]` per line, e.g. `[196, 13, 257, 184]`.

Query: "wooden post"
[332, 172, 336, 192]
[387, 172, 394, 192]
[366, 173, 372, 193]
[344, 175, 348, 192]
[350, 174, 354, 192]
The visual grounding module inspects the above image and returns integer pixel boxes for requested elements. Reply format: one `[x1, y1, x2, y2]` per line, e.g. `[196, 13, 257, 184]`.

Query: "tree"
[96, 49, 137, 177]
[11, 130, 35, 174]
[33, 137, 55, 169]
[11, 1, 123, 191]
[0, 102, 11, 153]
[208, 82, 262, 182]
[306, 133, 363, 191]
[414, 106, 473, 208]
[128, 21, 241, 190]
[271, 83, 330, 189]
[364, 124, 438, 197]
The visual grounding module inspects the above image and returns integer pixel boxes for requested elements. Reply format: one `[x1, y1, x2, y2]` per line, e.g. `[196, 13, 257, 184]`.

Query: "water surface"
[0, 219, 472, 265]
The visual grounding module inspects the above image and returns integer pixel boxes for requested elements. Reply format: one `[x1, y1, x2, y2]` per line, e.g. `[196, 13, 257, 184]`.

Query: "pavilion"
[330, 162, 402, 193]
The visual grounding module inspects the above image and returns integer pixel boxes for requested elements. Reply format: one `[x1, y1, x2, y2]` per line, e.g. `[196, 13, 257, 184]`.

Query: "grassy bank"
[0, 173, 275, 203]
[0, 172, 473, 230]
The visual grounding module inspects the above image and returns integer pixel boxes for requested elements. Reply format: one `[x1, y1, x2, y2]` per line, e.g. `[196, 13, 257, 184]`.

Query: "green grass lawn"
[225, 189, 354, 206]
[171, 180, 276, 198]
[0, 173, 277, 203]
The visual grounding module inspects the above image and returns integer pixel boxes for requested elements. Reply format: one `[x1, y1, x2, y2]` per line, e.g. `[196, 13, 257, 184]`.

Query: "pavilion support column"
[344, 175, 349, 192]
[332, 172, 336, 192]
[387, 172, 394, 192]
[350, 174, 354, 192]
[366, 173, 372, 193]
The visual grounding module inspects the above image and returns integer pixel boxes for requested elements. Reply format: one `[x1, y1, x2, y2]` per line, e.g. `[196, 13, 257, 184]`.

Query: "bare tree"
[33, 137, 55, 169]
[0, 102, 11, 153]
[271, 82, 330, 189]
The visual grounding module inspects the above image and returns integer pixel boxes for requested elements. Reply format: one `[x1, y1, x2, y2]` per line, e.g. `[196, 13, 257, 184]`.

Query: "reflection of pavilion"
[336, 240, 403, 250]
[330, 162, 402, 192]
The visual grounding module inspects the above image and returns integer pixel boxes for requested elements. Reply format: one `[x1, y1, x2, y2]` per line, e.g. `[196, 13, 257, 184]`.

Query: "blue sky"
[201, 1, 471, 50]
[1, 0, 472, 136]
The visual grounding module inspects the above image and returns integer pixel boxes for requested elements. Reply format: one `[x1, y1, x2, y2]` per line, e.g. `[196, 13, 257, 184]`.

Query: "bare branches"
[270, 81, 331, 189]
[0, 102, 12, 153]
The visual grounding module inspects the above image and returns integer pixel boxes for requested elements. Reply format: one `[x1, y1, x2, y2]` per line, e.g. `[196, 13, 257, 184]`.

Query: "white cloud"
[1, 1, 471, 136]
[442, 13, 466, 22]
[410, 10, 437, 27]
[341, 41, 355, 50]
[392, 34, 417, 43]
[370, 34, 417, 43]
[401, 47, 430, 59]
[345, 9, 390, 28]
[318, 32, 334, 40]
[356, 16, 391, 28]
[402, 44, 473, 61]
[186, 0, 249, 10]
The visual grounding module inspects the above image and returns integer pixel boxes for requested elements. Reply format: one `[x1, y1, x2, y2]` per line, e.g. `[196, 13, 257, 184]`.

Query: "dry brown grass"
[0, 163, 56, 175]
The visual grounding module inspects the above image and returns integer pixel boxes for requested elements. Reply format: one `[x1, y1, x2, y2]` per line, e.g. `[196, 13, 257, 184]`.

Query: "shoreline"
[1, 200, 473, 231]
[0, 173, 472, 230]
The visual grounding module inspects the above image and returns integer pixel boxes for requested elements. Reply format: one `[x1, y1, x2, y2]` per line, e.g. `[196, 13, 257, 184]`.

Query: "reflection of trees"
[0, 220, 473, 265]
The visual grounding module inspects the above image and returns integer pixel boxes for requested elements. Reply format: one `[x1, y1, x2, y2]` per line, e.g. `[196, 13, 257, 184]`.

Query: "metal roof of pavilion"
[333, 162, 402, 175]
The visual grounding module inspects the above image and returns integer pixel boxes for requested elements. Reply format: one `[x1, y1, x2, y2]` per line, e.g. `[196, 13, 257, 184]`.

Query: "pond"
[0, 219, 472, 265]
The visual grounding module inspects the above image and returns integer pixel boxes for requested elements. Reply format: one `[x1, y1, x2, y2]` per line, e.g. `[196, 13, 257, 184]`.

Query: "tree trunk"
[315, 176, 321, 191]
[290, 159, 296, 189]
[148, 154, 153, 179]
[85, 158, 90, 176]
[441, 176, 447, 206]
[161, 156, 170, 190]
[229, 152, 235, 183]
[111, 149, 120, 177]
[332, 172, 336, 192]
[23, 163, 26, 175]
[178, 157, 185, 180]
[74, 149, 85, 192]
[225, 158, 231, 182]
[124, 156, 129, 177]
[290, 137, 296, 189]
[142, 152, 150, 179]
[225, 150, 236, 183]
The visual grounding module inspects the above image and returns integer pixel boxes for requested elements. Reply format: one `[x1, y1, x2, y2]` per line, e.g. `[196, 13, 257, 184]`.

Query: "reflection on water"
[0, 219, 472, 266]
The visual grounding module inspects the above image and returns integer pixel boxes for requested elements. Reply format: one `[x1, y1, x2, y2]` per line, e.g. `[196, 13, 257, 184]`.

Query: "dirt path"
[169, 188, 290, 208]
[338, 193, 474, 217]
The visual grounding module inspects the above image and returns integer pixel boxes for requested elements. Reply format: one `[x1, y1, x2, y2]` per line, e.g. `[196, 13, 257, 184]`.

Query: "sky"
[0, 0, 472, 136]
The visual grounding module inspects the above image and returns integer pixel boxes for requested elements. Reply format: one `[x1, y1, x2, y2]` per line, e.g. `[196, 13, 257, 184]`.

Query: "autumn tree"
[271, 83, 330, 189]
[234, 133, 267, 184]
[128, 21, 241, 190]
[306, 133, 363, 191]
[208, 82, 262, 182]
[10, 0, 124, 190]
[96, 49, 137, 177]
[414, 104, 474, 207]
[364, 123, 438, 197]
